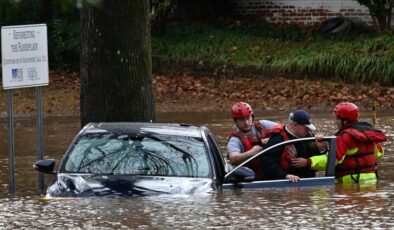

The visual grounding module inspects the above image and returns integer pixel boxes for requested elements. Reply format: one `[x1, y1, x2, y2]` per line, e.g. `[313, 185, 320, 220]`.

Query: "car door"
[223, 136, 337, 189]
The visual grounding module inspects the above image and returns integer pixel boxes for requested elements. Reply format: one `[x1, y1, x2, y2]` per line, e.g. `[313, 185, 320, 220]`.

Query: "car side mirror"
[33, 159, 56, 174]
[224, 166, 255, 183]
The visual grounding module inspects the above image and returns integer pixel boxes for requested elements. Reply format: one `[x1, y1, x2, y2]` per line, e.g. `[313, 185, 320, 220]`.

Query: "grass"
[152, 24, 394, 85]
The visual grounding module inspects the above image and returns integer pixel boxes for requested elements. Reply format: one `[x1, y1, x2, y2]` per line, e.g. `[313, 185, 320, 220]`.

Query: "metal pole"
[6, 89, 15, 195]
[36, 87, 45, 194]
[372, 100, 377, 128]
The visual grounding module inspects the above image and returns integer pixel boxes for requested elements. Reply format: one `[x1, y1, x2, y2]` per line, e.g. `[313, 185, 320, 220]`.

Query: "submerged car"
[34, 122, 337, 197]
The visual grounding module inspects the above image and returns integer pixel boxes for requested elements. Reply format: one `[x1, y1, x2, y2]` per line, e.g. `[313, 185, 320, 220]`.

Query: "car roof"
[80, 122, 207, 138]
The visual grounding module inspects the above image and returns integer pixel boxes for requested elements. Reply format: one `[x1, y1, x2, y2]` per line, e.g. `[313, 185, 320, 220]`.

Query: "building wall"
[229, 0, 374, 27]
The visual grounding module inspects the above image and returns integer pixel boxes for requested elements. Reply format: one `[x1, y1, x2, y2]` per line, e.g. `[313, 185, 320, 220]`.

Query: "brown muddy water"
[0, 110, 393, 229]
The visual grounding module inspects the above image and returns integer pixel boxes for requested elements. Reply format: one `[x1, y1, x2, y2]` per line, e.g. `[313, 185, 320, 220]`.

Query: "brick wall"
[228, 0, 376, 27]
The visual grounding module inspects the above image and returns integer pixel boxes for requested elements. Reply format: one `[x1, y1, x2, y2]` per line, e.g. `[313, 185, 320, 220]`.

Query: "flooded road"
[0, 110, 393, 229]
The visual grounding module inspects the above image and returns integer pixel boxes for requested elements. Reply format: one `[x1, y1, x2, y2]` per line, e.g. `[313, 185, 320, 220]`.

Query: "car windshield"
[62, 133, 211, 177]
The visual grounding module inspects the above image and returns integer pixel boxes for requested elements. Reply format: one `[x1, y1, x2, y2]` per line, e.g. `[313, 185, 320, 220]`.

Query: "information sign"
[1, 24, 49, 89]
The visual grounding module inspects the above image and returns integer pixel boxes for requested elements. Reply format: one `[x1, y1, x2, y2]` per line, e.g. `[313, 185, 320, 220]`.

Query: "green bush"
[48, 18, 79, 70]
[153, 24, 394, 85]
[0, 0, 79, 70]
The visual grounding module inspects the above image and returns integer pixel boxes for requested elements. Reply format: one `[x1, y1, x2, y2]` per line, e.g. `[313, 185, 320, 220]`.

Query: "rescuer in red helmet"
[291, 102, 387, 184]
[227, 102, 277, 179]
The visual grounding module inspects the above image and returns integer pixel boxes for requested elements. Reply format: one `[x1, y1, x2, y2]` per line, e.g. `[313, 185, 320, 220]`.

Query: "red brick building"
[228, 0, 388, 28]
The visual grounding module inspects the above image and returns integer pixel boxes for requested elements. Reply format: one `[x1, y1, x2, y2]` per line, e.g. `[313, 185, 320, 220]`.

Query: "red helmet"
[231, 102, 253, 119]
[333, 102, 359, 122]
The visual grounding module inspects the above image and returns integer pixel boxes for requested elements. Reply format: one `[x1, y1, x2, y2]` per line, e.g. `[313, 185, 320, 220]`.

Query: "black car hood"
[46, 173, 214, 197]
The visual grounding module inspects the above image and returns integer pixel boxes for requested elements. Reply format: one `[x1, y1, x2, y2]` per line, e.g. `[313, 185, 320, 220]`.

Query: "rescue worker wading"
[291, 102, 387, 184]
[227, 102, 276, 180]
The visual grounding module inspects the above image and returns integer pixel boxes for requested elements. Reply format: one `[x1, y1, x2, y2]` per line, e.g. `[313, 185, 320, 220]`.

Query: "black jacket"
[261, 127, 323, 180]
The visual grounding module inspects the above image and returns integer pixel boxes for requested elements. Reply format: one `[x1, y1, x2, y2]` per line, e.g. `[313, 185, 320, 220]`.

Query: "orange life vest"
[335, 122, 387, 179]
[262, 124, 297, 171]
[228, 121, 267, 178]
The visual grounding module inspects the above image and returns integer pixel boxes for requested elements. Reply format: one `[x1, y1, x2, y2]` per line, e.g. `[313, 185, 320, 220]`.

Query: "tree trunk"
[80, 0, 155, 127]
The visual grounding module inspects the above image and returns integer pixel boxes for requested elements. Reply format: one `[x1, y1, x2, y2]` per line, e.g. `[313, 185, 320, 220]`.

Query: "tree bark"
[80, 0, 154, 127]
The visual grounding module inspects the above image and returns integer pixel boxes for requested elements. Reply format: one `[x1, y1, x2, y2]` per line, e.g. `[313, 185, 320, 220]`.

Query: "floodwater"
[0, 110, 393, 229]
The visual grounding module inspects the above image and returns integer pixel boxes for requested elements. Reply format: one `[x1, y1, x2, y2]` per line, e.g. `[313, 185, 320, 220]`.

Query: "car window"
[63, 133, 210, 177]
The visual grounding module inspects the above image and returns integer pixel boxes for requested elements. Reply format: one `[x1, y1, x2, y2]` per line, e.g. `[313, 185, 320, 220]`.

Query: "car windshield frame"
[59, 132, 212, 178]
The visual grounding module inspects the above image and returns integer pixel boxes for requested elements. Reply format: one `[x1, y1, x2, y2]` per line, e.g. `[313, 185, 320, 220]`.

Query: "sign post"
[6, 90, 15, 195]
[1, 24, 49, 195]
[36, 86, 45, 194]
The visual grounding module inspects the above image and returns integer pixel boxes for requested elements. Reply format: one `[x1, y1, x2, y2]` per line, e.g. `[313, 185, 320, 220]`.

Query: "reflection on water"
[0, 110, 393, 228]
